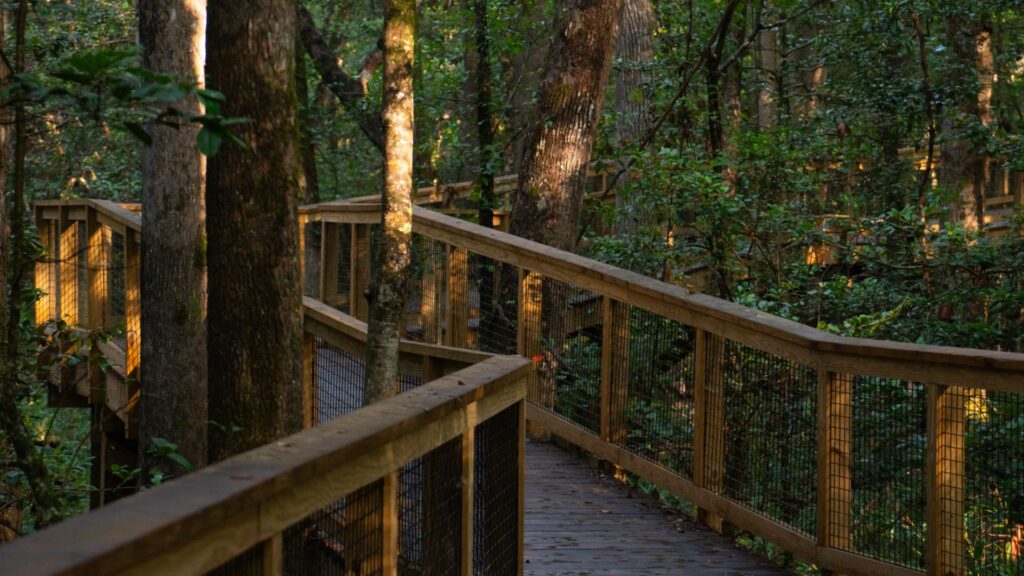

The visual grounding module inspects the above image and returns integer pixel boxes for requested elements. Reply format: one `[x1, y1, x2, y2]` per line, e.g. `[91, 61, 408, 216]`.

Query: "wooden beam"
[124, 228, 141, 379]
[817, 371, 852, 572]
[261, 534, 282, 576]
[460, 427, 475, 576]
[302, 333, 317, 428]
[693, 329, 726, 533]
[59, 208, 80, 326]
[382, 472, 399, 576]
[600, 297, 629, 448]
[86, 210, 108, 330]
[926, 384, 965, 576]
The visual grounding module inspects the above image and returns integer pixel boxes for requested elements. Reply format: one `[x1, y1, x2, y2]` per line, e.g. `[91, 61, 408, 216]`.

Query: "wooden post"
[420, 241, 443, 344]
[303, 333, 318, 428]
[59, 209, 79, 326]
[349, 224, 371, 321]
[445, 245, 469, 348]
[817, 371, 852, 571]
[320, 222, 340, 306]
[382, 471, 400, 576]
[261, 533, 283, 576]
[298, 213, 307, 298]
[124, 229, 141, 379]
[927, 384, 965, 576]
[34, 211, 57, 325]
[1014, 171, 1023, 207]
[600, 297, 629, 448]
[518, 268, 545, 437]
[86, 210, 107, 330]
[460, 427, 475, 576]
[516, 397, 526, 575]
[693, 328, 727, 533]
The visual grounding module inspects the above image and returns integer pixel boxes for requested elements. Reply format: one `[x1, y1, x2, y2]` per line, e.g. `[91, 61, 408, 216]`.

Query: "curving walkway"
[524, 440, 791, 576]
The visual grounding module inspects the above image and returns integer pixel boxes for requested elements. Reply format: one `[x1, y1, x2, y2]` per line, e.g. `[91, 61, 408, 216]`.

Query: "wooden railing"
[301, 200, 1024, 576]
[15, 199, 533, 575]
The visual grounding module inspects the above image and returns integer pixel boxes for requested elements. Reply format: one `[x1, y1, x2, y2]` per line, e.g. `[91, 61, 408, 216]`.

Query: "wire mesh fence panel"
[314, 338, 369, 422]
[34, 219, 58, 323]
[405, 237, 447, 344]
[715, 338, 817, 537]
[473, 257, 518, 356]
[964, 390, 1024, 576]
[204, 542, 264, 576]
[521, 276, 602, 434]
[304, 220, 322, 299]
[399, 436, 462, 576]
[108, 229, 126, 331]
[59, 221, 80, 326]
[612, 305, 697, 479]
[77, 223, 90, 327]
[473, 403, 520, 576]
[851, 376, 926, 568]
[283, 480, 385, 576]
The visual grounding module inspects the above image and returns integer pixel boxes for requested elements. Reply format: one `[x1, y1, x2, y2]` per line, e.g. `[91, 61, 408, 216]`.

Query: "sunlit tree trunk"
[509, 0, 624, 251]
[138, 0, 208, 477]
[206, 0, 304, 460]
[614, 0, 654, 148]
[364, 0, 414, 403]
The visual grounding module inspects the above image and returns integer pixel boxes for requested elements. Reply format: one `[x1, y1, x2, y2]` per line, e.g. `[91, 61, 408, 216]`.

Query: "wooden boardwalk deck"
[525, 440, 792, 576]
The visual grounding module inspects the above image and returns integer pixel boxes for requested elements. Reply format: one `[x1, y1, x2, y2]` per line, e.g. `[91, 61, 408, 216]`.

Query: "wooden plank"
[0, 357, 531, 576]
[460, 427, 475, 576]
[445, 245, 469, 348]
[34, 211, 57, 325]
[817, 371, 852, 562]
[518, 268, 546, 436]
[59, 208, 80, 326]
[303, 333, 317, 428]
[693, 329, 726, 533]
[926, 384, 965, 576]
[516, 399, 526, 576]
[599, 297, 629, 448]
[382, 472, 399, 576]
[262, 533, 283, 576]
[320, 222, 340, 306]
[124, 228, 141, 379]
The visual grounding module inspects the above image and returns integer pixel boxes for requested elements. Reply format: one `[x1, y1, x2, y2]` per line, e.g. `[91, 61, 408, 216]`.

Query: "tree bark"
[614, 0, 655, 147]
[138, 0, 208, 478]
[509, 0, 624, 252]
[752, 3, 777, 130]
[364, 0, 414, 404]
[206, 0, 305, 461]
[296, 39, 321, 205]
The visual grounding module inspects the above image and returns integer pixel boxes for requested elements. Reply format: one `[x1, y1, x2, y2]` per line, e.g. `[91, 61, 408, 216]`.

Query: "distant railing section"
[301, 199, 1024, 576]
[20, 199, 532, 575]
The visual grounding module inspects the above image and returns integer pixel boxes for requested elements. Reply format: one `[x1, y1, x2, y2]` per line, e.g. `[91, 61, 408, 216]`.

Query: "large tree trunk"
[138, 0, 208, 478]
[206, 0, 304, 461]
[752, 3, 778, 130]
[509, 0, 624, 251]
[364, 0, 414, 404]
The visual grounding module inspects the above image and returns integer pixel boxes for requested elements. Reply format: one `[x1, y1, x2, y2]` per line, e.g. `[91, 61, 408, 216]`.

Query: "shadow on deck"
[525, 441, 790, 576]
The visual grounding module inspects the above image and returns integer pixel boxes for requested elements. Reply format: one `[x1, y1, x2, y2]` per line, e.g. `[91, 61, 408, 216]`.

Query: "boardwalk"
[525, 440, 791, 576]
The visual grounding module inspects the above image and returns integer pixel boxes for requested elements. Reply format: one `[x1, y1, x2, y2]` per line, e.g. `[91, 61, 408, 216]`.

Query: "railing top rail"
[304, 200, 1024, 391]
[35, 198, 142, 232]
[0, 350, 531, 576]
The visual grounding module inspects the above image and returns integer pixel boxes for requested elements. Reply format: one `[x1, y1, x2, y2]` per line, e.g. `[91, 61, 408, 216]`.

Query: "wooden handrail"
[0, 354, 530, 576]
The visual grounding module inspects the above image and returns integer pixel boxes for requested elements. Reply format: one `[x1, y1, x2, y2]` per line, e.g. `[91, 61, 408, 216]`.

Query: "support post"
[261, 533, 283, 576]
[817, 371, 852, 572]
[124, 229, 141, 379]
[86, 210, 107, 330]
[516, 397, 526, 575]
[382, 471, 400, 576]
[600, 297, 629, 448]
[518, 268, 545, 437]
[34, 211, 57, 324]
[693, 328, 727, 533]
[59, 209, 79, 326]
[349, 223, 370, 321]
[445, 245, 469, 348]
[320, 222, 340, 306]
[460, 426, 475, 576]
[927, 384, 965, 576]
[302, 333, 317, 428]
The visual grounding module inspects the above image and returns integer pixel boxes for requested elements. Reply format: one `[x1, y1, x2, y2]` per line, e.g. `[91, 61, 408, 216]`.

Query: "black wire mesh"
[473, 258, 519, 356]
[35, 219, 58, 323]
[313, 338, 368, 422]
[614, 305, 697, 479]
[473, 403, 520, 576]
[59, 221, 80, 326]
[399, 437, 463, 576]
[405, 237, 448, 344]
[964, 390, 1024, 576]
[204, 542, 264, 576]
[714, 338, 817, 537]
[77, 223, 90, 327]
[850, 376, 926, 568]
[283, 480, 385, 576]
[108, 229, 125, 333]
[304, 219, 322, 299]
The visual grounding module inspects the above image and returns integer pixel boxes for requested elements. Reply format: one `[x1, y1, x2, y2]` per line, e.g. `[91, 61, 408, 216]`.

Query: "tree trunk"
[506, 0, 551, 174]
[509, 0, 624, 252]
[138, 0, 208, 478]
[752, 3, 777, 130]
[614, 0, 655, 147]
[206, 0, 305, 461]
[296, 39, 321, 205]
[364, 0, 415, 404]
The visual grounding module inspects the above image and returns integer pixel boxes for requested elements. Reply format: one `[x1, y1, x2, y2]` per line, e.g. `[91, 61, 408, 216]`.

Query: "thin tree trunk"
[138, 0, 208, 478]
[614, 0, 655, 147]
[364, 0, 414, 404]
[753, 3, 777, 130]
[509, 0, 624, 252]
[296, 38, 321, 205]
[1, 0, 59, 527]
[206, 0, 305, 461]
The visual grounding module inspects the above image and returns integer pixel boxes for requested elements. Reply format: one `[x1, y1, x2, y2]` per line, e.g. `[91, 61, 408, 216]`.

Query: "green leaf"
[196, 127, 222, 156]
